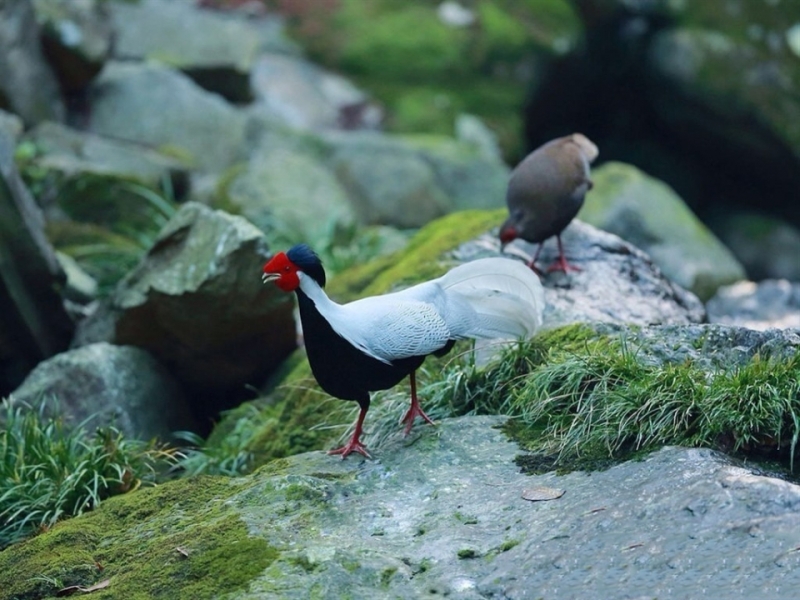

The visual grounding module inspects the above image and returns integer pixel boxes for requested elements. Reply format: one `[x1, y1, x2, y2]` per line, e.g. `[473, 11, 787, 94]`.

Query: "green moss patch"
[280, 0, 581, 159]
[330, 208, 506, 300]
[0, 476, 278, 600]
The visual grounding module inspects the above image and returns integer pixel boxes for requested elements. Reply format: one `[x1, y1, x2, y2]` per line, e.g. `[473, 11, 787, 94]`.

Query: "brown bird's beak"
[262, 272, 280, 284]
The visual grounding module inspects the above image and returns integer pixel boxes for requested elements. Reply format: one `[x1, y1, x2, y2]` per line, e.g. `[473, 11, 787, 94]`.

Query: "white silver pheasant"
[262, 244, 546, 458]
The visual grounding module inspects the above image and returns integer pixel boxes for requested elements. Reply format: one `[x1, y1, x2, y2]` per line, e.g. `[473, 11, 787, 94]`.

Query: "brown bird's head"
[499, 209, 526, 249]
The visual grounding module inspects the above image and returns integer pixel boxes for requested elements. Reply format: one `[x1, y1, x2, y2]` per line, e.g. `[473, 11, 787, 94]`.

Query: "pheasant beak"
[262, 272, 280, 284]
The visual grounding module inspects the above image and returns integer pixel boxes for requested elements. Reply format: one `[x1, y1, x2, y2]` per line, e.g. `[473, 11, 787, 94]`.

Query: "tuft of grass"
[0, 399, 177, 548]
[175, 404, 269, 477]
[45, 176, 178, 296]
[341, 327, 800, 473]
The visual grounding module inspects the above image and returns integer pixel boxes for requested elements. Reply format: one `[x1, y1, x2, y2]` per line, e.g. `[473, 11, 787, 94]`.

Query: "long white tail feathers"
[439, 257, 545, 339]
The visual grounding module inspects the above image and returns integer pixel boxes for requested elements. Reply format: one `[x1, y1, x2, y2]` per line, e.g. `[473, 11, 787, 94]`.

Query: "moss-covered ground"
[0, 476, 279, 600]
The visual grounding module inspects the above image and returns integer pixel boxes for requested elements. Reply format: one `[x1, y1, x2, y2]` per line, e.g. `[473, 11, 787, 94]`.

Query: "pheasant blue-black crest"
[287, 243, 326, 288]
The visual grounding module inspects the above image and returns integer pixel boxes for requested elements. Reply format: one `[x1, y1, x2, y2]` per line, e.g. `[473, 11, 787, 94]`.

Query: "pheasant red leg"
[328, 406, 371, 459]
[400, 371, 436, 435]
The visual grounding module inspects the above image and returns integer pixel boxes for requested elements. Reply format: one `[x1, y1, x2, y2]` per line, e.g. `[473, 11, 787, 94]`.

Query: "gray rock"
[109, 0, 283, 102]
[455, 219, 706, 327]
[8, 343, 195, 441]
[249, 53, 382, 131]
[73, 202, 296, 400]
[0, 127, 73, 394]
[0, 0, 65, 125]
[32, 0, 112, 92]
[237, 419, 800, 598]
[455, 113, 503, 162]
[326, 131, 452, 227]
[580, 161, 745, 301]
[223, 144, 357, 243]
[409, 134, 509, 212]
[25, 121, 190, 192]
[0, 109, 23, 141]
[712, 209, 800, 281]
[707, 280, 800, 331]
[594, 322, 800, 372]
[88, 62, 249, 172]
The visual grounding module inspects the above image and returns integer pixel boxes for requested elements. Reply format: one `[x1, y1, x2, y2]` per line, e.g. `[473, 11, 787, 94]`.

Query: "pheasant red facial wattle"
[262, 252, 301, 292]
[263, 244, 545, 459]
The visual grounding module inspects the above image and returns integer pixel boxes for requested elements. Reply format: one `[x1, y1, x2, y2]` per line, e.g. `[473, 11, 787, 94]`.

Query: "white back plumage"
[298, 257, 545, 365]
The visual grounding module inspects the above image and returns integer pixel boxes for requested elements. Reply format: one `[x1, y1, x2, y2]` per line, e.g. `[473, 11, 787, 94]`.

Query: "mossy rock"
[581, 161, 745, 300]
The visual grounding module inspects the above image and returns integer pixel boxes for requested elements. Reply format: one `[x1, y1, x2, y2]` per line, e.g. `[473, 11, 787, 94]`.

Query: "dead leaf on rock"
[56, 579, 110, 597]
[522, 486, 565, 502]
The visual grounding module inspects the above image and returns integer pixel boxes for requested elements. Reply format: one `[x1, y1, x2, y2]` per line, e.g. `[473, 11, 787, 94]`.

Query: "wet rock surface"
[238, 417, 800, 599]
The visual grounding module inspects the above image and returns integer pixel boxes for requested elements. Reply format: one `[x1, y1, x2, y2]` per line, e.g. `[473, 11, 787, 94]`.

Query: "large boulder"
[32, 0, 112, 93]
[220, 144, 357, 244]
[249, 53, 382, 131]
[405, 133, 509, 211]
[23, 121, 190, 198]
[579, 161, 745, 300]
[0, 128, 73, 397]
[2, 418, 800, 598]
[8, 343, 195, 442]
[109, 0, 293, 102]
[73, 202, 296, 420]
[88, 62, 250, 172]
[324, 131, 508, 228]
[0, 0, 65, 125]
[325, 131, 450, 227]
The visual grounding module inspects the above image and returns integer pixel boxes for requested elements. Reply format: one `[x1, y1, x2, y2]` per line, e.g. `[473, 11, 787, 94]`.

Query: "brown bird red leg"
[526, 243, 544, 274]
[547, 235, 581, 273]
[400, 371, 436, 435]
[328, 405, 371, 459]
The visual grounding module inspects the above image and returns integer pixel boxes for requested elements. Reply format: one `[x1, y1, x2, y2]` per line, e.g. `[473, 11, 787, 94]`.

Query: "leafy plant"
[0, 399, 177, 548]
[46, 176, 178, 295]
